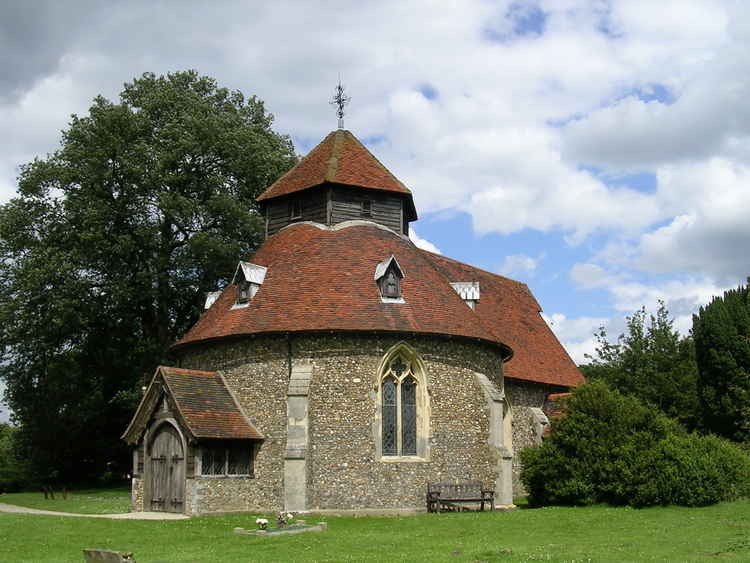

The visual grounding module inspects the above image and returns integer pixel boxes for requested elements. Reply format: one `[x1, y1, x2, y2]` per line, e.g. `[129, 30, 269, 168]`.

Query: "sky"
[1, 1, 748, 422]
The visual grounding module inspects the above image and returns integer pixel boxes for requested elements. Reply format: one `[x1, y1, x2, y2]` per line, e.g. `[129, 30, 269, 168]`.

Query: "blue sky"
[1, 1, 749, 421]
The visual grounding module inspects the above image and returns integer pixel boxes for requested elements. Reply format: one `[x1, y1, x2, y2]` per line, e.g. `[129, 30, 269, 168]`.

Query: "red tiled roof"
[417, 252, 584, 388]
[122, 366, 263, 443]
[161, 367, 263, 440]
[176, 222, 506, 353]
[174, 222, 583, 389]
[257, 129, 412, 201]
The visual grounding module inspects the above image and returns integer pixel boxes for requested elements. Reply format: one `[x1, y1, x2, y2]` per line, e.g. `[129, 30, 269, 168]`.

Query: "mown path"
[0, 502, 188, 520]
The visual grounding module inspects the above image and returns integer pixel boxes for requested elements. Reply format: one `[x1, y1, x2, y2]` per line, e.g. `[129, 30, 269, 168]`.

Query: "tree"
[0, 423, 27, 492]
[580, 302, 700, 430]
[692, 278, 750, 442]
[520, 382, 750, 507]
[0, 71, 296, 484]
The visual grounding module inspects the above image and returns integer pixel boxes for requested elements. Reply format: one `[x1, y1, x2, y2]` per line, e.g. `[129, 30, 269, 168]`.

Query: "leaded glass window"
[382, 377, 397, 455]
[380, 357, 419, 457]
[227, 443, 251, 475]
[201, 442, 254, 476]
[401, 376, 417, 455]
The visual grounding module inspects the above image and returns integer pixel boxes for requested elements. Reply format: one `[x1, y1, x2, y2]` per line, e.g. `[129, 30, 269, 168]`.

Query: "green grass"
[0, 486, 131, 514]
[1, 497, 750, 562]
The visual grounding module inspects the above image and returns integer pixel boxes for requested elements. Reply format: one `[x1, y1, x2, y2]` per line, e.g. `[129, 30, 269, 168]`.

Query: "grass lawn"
[0, 486, 131, 514]
[1, 495, 749, 562]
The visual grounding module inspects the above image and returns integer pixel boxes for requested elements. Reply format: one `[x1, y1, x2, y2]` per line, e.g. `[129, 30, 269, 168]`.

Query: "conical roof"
[257, 129, 413, 205]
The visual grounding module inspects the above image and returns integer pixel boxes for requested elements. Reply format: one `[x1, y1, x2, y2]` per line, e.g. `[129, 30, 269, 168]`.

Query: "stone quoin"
[122, 127, 583, 515]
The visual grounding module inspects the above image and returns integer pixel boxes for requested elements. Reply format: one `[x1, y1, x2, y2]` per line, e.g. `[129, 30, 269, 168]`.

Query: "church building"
[122, 126, 583, 515]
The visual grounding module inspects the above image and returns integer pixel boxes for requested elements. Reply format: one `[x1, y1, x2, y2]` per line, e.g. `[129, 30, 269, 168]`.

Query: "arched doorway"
[148, 423, 185, 512]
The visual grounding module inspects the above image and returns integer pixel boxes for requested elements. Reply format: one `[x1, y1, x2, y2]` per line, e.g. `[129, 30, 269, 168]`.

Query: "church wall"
[297, 334, 503, 510]
[131, 477, 144, 512]
[178, 337, 289, 513]
[177, 332, 506, 513]
[505, 379, 563, 495]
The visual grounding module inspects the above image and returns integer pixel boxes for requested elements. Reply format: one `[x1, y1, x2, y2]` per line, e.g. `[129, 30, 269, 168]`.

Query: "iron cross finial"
[330, 79, 351, 129]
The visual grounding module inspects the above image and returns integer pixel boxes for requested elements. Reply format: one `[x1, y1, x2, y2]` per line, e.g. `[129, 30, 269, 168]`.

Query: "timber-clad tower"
[123, 124, 583, 515]
[257, 129, 417, 238]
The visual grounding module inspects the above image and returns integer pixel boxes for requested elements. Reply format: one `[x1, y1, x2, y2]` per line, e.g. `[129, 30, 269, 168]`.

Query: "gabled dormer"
[257, 130, 418, 238]
[374, 255, 405, 302]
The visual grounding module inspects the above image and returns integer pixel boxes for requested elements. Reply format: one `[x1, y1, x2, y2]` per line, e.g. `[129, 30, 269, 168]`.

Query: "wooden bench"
[83, 549, 136, 562]
[426, 481, 495, 513]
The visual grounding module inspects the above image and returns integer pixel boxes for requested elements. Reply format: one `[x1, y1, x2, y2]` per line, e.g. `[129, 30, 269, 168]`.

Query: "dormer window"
[383, 269, 399, 298]
[361, 200, 372, 217]
[232, 261, 267, 308]
[374, 255, 405, 302]
[289, 199, 302, 220]
[237, 280, 258, 303]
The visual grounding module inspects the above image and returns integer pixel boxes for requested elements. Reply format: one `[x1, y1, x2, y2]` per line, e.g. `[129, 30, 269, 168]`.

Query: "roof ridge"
[162, 366, 218, 377]
[407, 239, 513, 359]
[159, 367, 197, 441]
[324, 129, 344, 182]
[419, 248, 527, 287]
[256, 129, 412, 202]
[343, 131, 410, 193]
[256, 131, 335, 201]
[421, 249, 543, 313]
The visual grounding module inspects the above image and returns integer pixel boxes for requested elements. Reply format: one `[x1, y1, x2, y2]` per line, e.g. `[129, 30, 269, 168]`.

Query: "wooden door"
[150, 424, 185, 512]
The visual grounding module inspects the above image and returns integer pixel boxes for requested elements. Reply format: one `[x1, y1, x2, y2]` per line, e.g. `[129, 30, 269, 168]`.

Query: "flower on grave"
[255, 517, 268, 530]
[277, 511, 295, 527]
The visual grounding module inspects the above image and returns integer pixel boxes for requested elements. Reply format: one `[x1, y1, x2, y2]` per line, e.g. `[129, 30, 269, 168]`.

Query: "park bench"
[426, 481, 495, 513]
[83, 549, 135, 562]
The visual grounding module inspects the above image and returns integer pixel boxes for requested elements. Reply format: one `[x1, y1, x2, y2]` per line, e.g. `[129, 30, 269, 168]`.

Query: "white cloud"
[0, 0, 747, 366]
[498, 253, 543, 278]
[634, 159, 750, 281]
[542, 312, 611, 364]
[409, 228, 441, 254]
[569, 262, 624, 290]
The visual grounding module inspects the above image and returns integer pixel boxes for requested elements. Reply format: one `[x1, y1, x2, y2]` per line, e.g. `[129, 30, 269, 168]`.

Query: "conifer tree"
[692, 279, 750, 442]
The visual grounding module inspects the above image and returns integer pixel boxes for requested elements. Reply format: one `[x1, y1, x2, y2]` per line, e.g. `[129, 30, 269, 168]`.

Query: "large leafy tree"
[0, 71, 296, 484]
[580, 302, 700, 430]
[692, 279, 750, 442]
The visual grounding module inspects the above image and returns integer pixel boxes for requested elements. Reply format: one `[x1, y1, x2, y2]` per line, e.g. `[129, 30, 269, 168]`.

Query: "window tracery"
[381, 356, 419, 457]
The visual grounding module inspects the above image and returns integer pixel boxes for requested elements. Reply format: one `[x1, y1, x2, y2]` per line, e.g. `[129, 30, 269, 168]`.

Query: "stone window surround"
[373, 342, 431, 462]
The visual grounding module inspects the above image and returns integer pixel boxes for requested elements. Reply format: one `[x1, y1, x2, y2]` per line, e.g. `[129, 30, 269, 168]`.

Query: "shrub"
[521, 381, 750, 507]
[0, 423, 29, 492]
[631, 433, 750, 507]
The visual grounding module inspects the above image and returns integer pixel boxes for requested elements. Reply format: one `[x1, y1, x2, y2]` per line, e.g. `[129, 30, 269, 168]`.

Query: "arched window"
[381, 356, 420, 457]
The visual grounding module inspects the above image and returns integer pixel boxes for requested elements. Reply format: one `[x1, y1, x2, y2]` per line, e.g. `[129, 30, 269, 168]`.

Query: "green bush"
[632, 433, 750, 506]
[0, 424, 29, 492]
[520, 382, 750, 507]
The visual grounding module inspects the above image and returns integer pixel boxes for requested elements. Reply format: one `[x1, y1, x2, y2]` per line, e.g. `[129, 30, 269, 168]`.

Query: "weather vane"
[330, 79, 351, 129]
